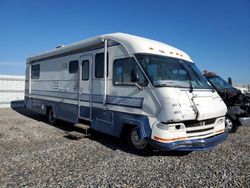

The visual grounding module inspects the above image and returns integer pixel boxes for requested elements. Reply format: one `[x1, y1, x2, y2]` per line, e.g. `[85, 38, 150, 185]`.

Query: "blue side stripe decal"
[107, 95, 143, 108]
[30, 90, 144, 108]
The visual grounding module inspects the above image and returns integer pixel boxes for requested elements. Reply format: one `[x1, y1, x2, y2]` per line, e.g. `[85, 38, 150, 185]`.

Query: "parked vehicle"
[204, 71, 250, 132]
[25, 33, 227, 152]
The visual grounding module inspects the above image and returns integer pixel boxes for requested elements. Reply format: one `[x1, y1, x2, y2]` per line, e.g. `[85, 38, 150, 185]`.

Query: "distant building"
[233, 83, 250, 94]
[0, 75, 25, 108]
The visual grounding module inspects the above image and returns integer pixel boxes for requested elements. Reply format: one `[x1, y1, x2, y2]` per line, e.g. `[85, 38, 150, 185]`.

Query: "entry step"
[73, 123, 91, 136]
[74, 123, 90, 130]
[65, 131, 88, 140]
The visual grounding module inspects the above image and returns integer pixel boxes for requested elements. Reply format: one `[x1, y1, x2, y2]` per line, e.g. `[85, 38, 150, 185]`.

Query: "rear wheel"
[47, 108, 56, 125]
[126, 126, 151, 154]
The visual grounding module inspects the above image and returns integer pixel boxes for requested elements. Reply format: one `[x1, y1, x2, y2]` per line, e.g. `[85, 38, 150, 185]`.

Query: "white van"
[25, 33, 227, 152]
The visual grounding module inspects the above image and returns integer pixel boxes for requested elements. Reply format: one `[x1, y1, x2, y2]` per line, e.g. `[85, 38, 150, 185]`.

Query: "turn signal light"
[154, 136, 187, 142]
[215, 129, 224, 134]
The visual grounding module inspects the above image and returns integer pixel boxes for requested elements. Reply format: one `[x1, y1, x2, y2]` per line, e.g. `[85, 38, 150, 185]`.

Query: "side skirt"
[25, 97, 152, 138]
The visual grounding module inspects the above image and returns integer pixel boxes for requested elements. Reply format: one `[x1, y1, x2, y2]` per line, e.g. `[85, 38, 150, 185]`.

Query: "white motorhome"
[25, 33, 227, 151]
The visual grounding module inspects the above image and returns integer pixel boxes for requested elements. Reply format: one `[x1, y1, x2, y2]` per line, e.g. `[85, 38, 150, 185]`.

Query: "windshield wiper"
[189, 79, 193, 93]
[179, 61, 193, 93]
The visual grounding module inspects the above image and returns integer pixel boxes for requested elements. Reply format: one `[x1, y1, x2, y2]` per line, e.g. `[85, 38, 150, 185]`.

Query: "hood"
[155, 88, 227, 123]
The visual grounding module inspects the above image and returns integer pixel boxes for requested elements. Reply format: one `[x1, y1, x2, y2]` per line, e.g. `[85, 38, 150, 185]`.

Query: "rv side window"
[31, 64, 40, 79]
[69, 60, 79, 73]
[82, 60, 89, 80]
[113, 57, 147, 86]
[95, 53, 108, 78]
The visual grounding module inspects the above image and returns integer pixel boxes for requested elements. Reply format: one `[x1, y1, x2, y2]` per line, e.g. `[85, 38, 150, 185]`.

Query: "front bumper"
[148, 132, 227, 151]
[239, 117, 250, 127]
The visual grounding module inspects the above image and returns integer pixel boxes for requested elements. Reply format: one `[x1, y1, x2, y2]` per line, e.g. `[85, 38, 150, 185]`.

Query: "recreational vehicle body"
[25, 33, 227, 152]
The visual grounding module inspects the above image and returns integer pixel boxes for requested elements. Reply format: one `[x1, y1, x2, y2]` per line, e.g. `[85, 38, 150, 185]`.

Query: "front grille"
[187, 132, 213, 138]
[184, 118, 217, 139]
[186, 127, 214, 133]
[184, 118, 216, 128]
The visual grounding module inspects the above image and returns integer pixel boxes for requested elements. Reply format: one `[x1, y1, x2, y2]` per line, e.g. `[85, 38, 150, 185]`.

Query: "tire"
[126, 126, 151, 154]
[47, 108, 56, 125]
[225, 116, 237, 133]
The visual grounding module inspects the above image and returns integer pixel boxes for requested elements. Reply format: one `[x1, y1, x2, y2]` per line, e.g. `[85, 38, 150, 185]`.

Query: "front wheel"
[126, 127, 151, 154]
[225, 116, 237, 133]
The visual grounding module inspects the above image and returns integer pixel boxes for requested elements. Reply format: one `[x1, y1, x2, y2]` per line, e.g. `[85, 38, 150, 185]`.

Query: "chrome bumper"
[239, 117, 250, 127]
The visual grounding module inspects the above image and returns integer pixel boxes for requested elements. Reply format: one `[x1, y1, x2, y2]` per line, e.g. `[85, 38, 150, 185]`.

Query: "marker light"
[215, 129, 225, 134]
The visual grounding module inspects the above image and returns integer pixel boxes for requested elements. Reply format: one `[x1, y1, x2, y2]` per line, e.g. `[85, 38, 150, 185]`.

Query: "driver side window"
[113, 57, 147, 86]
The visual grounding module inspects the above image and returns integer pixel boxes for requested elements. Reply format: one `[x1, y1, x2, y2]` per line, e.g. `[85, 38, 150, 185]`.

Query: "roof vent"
[56, 45, 65, 49]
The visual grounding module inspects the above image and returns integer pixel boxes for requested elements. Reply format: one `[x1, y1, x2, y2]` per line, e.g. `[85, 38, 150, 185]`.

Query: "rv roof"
[27, 33, 193, 63]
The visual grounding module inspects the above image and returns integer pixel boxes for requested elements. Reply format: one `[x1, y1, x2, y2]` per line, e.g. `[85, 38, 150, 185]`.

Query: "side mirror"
[131, 69, 139, 83]
[228, 77, 232, 85]
[131, 69, 143, 90]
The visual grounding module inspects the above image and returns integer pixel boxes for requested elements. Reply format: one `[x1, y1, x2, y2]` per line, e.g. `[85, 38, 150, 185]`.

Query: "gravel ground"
[0, 108, 249, 187]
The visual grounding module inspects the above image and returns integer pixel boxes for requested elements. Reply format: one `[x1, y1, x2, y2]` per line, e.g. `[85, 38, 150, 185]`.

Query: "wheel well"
[46, 106, 52, 115]
[120, 123, 136, 138]
[226, 114, 236, 121]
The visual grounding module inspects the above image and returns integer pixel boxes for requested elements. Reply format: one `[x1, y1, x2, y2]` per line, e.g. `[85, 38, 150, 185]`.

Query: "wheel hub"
[225, 118, 233, 132]
[130, 128, 147, 149]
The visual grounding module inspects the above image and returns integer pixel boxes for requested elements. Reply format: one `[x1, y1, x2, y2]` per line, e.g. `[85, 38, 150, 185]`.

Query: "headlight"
[156, 123, 185, 130]
[217, 118, 225, 124]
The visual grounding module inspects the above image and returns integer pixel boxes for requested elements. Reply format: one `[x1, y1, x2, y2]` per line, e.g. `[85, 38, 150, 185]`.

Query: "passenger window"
[69, 60, 78, 73]
[113, 57, 148, 86]
[95, 53, 108, 78]
[31, 64, 40, 79]
[82, 60, 89, 80]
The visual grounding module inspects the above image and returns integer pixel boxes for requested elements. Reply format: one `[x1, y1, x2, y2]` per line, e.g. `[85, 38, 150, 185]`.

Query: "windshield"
[135, 54, 212, 89]
[207, 75, 234, 90]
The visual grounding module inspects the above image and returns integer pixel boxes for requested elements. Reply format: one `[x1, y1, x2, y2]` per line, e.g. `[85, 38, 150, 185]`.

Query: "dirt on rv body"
[0, 108, 249, 187]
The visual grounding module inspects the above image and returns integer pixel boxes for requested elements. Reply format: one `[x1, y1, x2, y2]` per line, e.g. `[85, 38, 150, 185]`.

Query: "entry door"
[78, 55, 92, 120]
